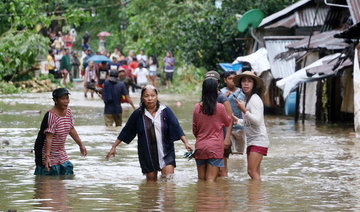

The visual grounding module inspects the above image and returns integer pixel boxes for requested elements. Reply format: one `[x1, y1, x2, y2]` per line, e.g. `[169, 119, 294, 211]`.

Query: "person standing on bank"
[232, 71, 269, 180]
[102, 70, 136, 127]
[34, 88, 87, 175]
[163, 51, 175, 89]
[148, 55, 158, 87]
[106, 85, 193, 181]
[192, 78, 232, 182]
[220, 71, 246, 175]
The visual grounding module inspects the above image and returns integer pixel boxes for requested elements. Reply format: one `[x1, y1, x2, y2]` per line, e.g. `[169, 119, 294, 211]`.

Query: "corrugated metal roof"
[259, 0, 312, 27]
[306, 57, 352, 75]
[347, 0, 360, 24]
[265, 7, 329, 29]
[286, 30, 349, 50]
[264, 37, 304, 79]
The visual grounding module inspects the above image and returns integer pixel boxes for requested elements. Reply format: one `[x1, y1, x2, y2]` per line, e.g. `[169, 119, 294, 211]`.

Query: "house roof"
[264, 36, 305, 79]
[276, 53, 351, 99]
[286, 30, 349, 50]
[264, 7, 329, 29]
[306, 56, 352, 75]
[259, 0, 312, 27]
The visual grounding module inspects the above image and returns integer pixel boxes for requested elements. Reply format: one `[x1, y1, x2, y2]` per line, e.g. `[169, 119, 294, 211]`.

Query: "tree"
[0, 0, 90, 81]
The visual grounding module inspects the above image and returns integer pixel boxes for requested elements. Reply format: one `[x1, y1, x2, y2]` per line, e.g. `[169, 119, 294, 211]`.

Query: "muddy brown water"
[1, 90, 360, 211]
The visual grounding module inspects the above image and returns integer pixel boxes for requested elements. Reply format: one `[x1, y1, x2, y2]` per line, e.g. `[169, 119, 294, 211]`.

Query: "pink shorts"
[246, 145, 268, 156]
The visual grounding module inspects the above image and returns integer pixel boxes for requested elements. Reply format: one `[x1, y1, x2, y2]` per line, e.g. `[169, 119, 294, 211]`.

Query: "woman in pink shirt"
[192, 78, 232, 182]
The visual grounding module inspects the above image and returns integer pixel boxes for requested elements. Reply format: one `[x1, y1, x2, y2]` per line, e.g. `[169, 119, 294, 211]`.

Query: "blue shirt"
[220, 87, 245, 130]
[102, 80, 128, 114]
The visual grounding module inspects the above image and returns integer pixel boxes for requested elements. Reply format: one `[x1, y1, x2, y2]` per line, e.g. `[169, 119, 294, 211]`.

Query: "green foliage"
[0, 81, 21, 94]
[0, 30, 49, 81]
[75, 0, 300, 72]
[0, 0, 90, 82]
[167, 64, 207, 95]
[0, 0, 300, 94]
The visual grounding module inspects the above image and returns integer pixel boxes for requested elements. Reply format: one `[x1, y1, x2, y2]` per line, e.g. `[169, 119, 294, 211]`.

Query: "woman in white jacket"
[232, 71, 269, 180]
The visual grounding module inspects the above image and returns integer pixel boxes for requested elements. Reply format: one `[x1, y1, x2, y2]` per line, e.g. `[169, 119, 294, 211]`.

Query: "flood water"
[1, 90, 360, 211]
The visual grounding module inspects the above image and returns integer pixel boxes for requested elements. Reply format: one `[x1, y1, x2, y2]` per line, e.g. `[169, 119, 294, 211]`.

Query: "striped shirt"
[42, 108, 74, 165]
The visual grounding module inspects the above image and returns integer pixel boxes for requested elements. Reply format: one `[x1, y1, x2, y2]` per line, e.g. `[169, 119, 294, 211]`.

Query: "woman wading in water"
[34, 88, 87, 176]
[233, 71, 269, 180]
[106, 85, 193, 181]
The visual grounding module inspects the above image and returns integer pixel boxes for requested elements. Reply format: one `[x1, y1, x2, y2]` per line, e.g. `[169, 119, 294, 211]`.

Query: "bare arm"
[222, 100, 233, 149]
[180, 136, 193, 152]
[105, 138, 123, 160]
[125, 95, 136, 110]
[44, 133, 53, 171]
[69, 127, 87, 156]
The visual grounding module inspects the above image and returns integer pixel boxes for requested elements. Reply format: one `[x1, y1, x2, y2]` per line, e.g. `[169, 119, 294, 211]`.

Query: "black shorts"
[165, 72, 173, 81]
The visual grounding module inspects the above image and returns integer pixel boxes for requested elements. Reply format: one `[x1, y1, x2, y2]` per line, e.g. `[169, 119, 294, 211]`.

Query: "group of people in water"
[34, 69, 270, 182]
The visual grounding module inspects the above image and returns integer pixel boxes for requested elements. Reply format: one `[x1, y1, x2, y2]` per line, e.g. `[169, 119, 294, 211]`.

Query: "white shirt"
[144, 105, 167, 169]
[237, 94, 269, 148]
[133, 68, 149, 85]
[136, 54, 148, 64]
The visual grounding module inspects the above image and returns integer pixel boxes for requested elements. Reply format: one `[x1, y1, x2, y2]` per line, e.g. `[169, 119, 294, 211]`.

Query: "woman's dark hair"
[150, 55, 159, 67]
[201, 78, 218, 115]
[139, 85, 160, 114]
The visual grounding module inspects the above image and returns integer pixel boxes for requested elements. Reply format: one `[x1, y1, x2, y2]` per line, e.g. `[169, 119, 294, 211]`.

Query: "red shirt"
[121, 65, 132, 78]
[129, 61, 138, 76]
[192, 103, 231, 159]
[43, 108, 74, 165]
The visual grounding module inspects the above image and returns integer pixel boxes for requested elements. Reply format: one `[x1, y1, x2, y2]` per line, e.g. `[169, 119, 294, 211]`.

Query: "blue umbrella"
[85, 55, 111, 64]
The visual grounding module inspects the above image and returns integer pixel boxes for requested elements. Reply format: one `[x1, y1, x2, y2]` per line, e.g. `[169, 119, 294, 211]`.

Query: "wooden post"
[354, 44, 360, 137]
[295, 85, 301, 122]
[302, 83, 306, 123]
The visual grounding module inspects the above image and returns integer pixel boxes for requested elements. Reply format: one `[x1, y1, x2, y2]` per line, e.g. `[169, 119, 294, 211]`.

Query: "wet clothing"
[247, 145, 268, 156]
[117, 105, 184, 174]
[192, 103, 231, 160]
[34, 108, 74, 175]
[34, 161, 74, 175]
[195, 158, 224, 167]
[102, 80, 128, 115]
[237, 94, 269, 149]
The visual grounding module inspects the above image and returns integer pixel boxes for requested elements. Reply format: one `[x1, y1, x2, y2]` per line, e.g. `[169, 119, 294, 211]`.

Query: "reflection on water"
[1, 91, 360, 211]
[33, 176, 72, 211]
[246, 180, 268, 212]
